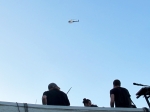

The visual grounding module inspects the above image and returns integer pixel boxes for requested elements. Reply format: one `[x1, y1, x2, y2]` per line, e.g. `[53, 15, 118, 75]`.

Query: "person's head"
[83, 98, 91, 107]
[48, 83, 60, 90]
[113, 79, 121, 88]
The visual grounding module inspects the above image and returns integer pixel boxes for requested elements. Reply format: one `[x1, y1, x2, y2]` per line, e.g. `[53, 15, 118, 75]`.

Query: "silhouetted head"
[48, 83, 60, 90]
[83, 98, 91, 107]
[113, 79, 121, 88]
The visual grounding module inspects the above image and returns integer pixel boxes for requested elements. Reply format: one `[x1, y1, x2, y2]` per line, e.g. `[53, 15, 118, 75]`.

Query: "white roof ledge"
[0, 101, 148, 112]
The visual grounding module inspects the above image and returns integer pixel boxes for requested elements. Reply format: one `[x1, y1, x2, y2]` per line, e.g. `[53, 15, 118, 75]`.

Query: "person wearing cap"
[110, 79, 131, 108]
[42, 83, 70, 106]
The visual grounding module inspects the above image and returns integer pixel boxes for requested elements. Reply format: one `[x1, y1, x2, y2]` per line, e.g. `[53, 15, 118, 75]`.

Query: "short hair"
[113, 79, 121, 86]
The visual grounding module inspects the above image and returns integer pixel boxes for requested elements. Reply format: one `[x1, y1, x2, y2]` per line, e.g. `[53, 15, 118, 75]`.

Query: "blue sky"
[0, 0, 150, 108]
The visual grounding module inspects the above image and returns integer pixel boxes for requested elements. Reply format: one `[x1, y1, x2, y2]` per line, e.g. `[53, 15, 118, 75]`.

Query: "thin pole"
[67, 87, 72, 94]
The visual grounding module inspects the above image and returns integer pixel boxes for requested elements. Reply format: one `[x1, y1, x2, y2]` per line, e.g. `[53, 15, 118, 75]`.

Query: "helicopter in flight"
[68, 19, 79, 23]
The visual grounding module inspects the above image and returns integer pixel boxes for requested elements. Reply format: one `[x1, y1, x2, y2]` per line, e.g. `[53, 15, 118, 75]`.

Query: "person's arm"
[110, 94, 115, 107]
[65, 94, 70, 106]
[63, 92, 70, 106]
[42, 91, 47, 105]
[42, 95, 47, 105]
[126, 89, 132, 106]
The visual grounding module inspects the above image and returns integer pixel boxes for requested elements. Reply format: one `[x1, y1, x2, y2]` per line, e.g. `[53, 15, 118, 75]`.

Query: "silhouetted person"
[110, 79, 131, 108]
[83, 98, 98, 107]
[42, 83, 70, 106]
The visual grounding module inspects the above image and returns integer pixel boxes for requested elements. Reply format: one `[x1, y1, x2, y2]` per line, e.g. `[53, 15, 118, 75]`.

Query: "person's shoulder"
[121, 87, 130, 94]
[59, 90, 67, 95]
[91, 104, 98, 107]
[110, 88, 115, 90]
[110, 87, 122, 93]
[43, 91, 49, 93]
[43, 91, 49, 95]
[121, 87, 129, 91]
[110, 88, 116, 92]
[110, 88, 116, 94]
[59, 91, 69, 98]
[120, 87, 126, 89]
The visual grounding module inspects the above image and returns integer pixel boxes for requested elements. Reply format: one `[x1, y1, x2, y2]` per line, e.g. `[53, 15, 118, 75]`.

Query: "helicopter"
[68, 19, 79, 23]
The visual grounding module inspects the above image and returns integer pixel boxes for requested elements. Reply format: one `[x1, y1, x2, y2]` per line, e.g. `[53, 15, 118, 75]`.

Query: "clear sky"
[0, 0, 150, 108]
